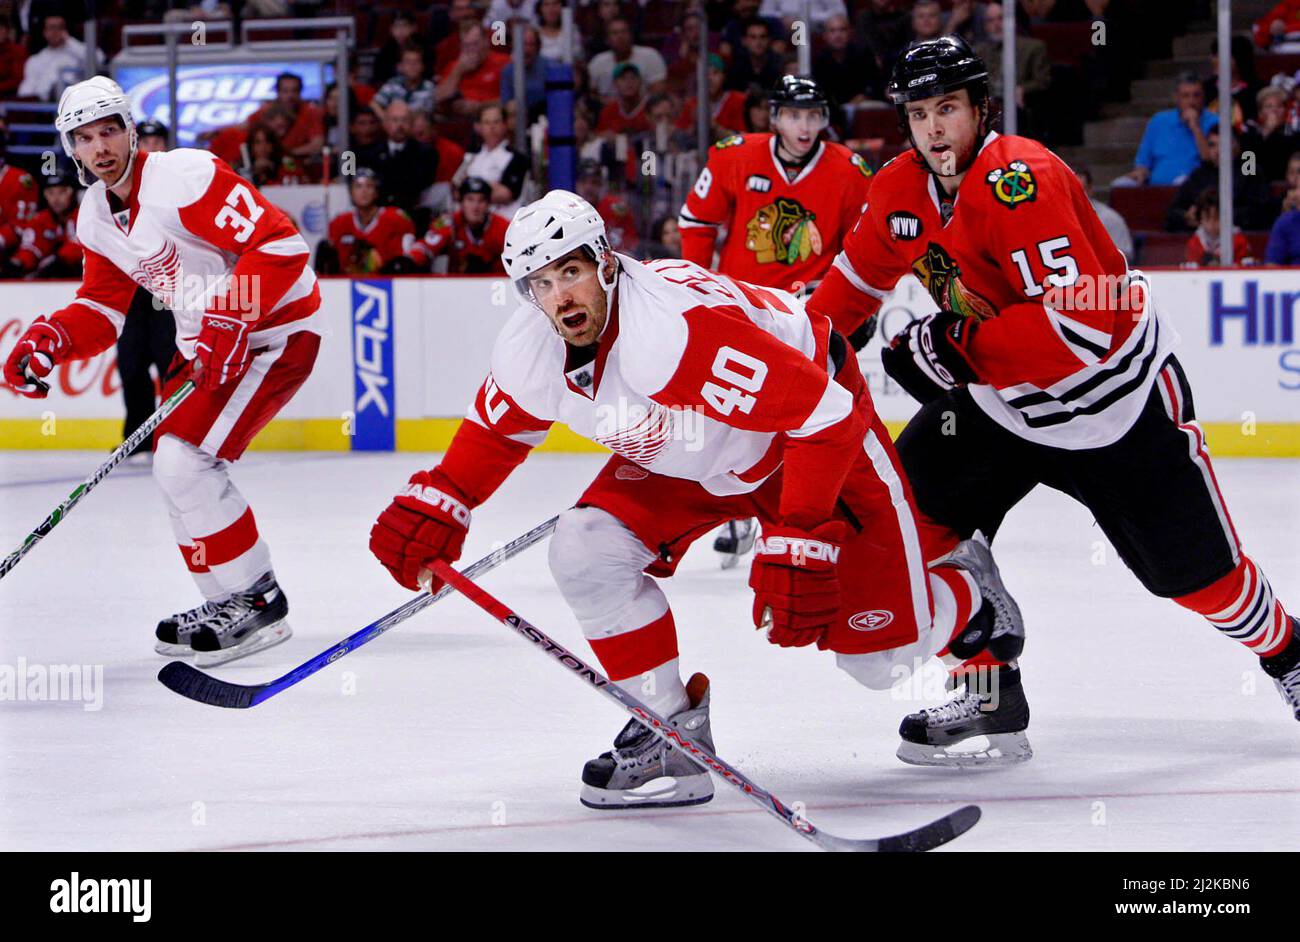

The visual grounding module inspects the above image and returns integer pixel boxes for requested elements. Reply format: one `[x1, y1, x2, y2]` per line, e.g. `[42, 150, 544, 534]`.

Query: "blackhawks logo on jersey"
[745, 196, 823, 266]
[986, 160, 1036, 209]
[850, 153, 873, 179]
[715, 134, 744, 149]
[911, 242, 997, 322]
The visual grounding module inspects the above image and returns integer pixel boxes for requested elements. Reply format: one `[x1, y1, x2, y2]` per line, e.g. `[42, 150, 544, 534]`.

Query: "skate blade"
[896, 731, 1034, 768]
[155, 641, 196, 658]
[579, 772, 714, 810]
[194, 622, 292, 668]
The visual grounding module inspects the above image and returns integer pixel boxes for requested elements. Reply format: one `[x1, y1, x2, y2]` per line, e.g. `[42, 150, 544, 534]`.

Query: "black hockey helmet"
[458, 175, 492, 200]
[886, 35, 989, 108]
[41, 168, 78, 190]
[137, 119, 168, 140]
[768, 75, 828, 114]
[887, 35, 995, 163]
[350, 166, 381, 187]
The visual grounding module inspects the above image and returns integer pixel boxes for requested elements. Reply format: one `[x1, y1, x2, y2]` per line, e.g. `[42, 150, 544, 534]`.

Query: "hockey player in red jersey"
[7, 169, 82, 277]
[0, 156, 37, 265]
[369, 189, 1028, 808]
[680, 77, 878, 566]
[323, 168, 417, 275]
[808, 37, 1300, 756]
[678, 76, 874, 299]
[404, 176, 508, 274]
[1, 77, 323, 666]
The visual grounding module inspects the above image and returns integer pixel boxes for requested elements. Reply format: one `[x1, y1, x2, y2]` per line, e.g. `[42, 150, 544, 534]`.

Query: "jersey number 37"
[215, 184, 265, 243]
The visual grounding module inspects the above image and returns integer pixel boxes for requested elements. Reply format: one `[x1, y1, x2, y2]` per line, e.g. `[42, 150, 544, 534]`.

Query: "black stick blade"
[157, 661, 264, 709]
[875, 804, 982, 853]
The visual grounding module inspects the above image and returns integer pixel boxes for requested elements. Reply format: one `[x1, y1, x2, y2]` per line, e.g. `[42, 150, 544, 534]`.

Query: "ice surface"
[1, 450, 1297, 851]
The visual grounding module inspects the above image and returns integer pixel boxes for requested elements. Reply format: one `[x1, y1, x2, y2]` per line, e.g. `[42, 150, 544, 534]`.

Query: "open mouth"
[561, 311, 588, 331]
[94, 159, 116, 172]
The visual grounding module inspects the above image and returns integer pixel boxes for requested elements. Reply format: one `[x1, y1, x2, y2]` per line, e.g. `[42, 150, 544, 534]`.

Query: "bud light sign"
[352, 281, 396, 451]
[116, 62, 332, 147]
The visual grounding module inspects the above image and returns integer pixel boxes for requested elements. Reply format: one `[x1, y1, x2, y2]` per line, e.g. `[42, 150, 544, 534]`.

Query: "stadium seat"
[850, 107, 903, 144]
[1255, 53, 1300, 83]
[1029, 22, 1095, 68]
[1135, 231, 1186, 267]
[1110, 186, 1179, 232]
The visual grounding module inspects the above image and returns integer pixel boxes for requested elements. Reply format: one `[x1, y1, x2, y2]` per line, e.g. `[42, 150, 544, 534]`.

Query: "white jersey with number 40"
[468, 255, 858, 497]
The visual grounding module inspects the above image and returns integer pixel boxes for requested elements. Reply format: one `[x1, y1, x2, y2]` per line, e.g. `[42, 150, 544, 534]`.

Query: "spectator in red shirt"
[436, 22, 511, 118]
[434, 0, 484, 74]
[675, 54, 747, 139]
[412, 110, 468, 184]
[1185, 189, 1253, 267]
[246, 73, 325, 159]
[407, 176, 509, 274]
[597, 63, 651, 138]
[235, 121, 306, 187]
[0, 21, 27, 98]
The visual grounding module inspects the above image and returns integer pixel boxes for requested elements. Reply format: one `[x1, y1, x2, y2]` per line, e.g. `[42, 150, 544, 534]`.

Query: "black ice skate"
[897, 664, 1033, 767]
[186, 573, 292, 667]
[713, 518, 757, 570]
[155, 599, 225, 657]
[580, 673, 715, 809]
[1261, 619, 1300, 722]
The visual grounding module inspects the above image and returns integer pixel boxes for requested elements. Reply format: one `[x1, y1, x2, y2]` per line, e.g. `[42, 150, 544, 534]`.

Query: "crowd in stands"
[1, 1, 1300, 276]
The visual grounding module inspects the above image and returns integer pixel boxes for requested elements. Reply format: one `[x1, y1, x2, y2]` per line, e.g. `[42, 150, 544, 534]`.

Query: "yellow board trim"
[2, 418, 1299, 457]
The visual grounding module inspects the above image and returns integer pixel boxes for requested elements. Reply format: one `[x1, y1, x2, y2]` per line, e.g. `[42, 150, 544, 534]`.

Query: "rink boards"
[0, 267, 1297, 455]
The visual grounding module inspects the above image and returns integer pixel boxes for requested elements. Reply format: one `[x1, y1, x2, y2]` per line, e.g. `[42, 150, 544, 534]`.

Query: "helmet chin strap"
[71, 125, 138, 190]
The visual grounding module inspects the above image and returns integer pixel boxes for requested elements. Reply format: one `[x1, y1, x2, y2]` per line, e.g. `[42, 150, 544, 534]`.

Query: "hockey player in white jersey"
[369, 190, 1029, 809]
[2, 77, 323, 665]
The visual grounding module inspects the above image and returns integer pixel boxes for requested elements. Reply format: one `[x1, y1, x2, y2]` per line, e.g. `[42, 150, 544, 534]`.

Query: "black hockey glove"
[846, 313, 878, 351]
[880, 311, 978, 405]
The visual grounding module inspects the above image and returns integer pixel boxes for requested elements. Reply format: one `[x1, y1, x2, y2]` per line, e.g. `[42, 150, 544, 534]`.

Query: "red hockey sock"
[588, 609, 680, 682]
[1175, 557, 1293, 657]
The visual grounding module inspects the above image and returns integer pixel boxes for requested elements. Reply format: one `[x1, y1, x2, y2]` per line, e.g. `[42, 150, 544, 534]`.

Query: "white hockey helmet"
[56, 76, 139, 187]
[502, 189, 616, 306]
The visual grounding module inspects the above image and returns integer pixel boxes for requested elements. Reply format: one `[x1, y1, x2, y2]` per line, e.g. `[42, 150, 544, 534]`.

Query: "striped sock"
[1175, 557, 1294, 658]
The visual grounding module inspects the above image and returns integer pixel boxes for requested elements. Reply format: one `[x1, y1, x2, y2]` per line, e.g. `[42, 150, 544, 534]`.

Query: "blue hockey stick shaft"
[158, 515, 559, 707]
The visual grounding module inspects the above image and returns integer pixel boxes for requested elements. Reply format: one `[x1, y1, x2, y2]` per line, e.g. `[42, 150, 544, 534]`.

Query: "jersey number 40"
[702, 346, 768, 416]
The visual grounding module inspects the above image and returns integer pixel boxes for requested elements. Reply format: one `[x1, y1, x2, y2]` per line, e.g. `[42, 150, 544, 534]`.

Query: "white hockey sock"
[615, 658, 690, 717]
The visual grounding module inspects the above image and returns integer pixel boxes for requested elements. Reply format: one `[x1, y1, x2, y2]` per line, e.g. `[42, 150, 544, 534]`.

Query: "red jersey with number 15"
[808, 132, 1175, 449]
[679, 133, 874, 292]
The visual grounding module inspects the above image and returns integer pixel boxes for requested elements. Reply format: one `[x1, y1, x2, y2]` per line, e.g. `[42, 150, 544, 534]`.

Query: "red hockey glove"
[3, 316, 72, 398]
[369, 470, 472, 591]
[193, 314, 252, 390]
[749, 521, 848, 648]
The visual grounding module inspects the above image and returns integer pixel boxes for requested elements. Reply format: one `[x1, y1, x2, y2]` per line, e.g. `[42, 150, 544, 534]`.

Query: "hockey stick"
[0, 379, 196, 582]
[157, 515, 559, 708]
[432, 559, 982, 852]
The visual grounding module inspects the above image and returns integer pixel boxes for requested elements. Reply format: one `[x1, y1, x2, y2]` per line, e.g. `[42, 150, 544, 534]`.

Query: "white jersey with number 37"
[53, 148, 320, 359]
